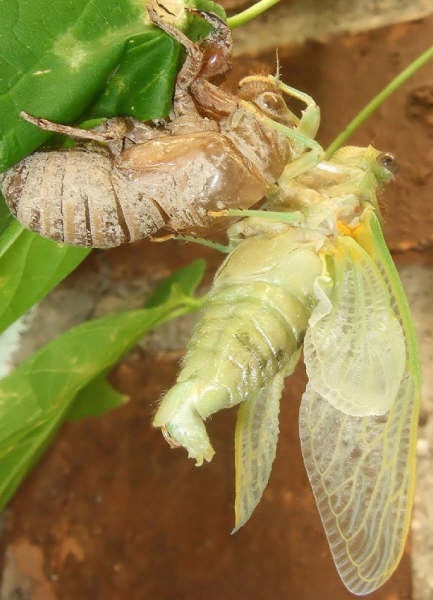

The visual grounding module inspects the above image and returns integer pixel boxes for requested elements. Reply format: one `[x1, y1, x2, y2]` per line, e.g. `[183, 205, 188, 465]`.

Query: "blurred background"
[1, 1, 432, 598]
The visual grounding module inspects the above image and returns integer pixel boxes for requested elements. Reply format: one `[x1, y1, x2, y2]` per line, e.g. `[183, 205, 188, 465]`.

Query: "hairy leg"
[20, 111, 127, 142]
[148, 3, 203, 118]
[149, 3, 235, 120]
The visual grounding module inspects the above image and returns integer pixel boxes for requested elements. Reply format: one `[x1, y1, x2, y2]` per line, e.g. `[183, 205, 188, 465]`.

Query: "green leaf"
[0, 219, 89, 333]
[0, 197, 13, 237]
[0, 0, 158, 171]
[67, 373, 128, 421]
[0, 260, 206, 509]
[0, 307, 163, 447]
[0, 413, 63, 510]
[89, 30, 181, 120]
[145, 258, 206, 307]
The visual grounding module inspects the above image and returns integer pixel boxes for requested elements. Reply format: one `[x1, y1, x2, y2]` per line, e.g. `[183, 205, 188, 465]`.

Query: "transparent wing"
[304, 235, 406, 417]
[233, 350, 302, 532]
[353, 208, 421, 385]
[300, 209, 421, 595]
[300, 377, 417, 595]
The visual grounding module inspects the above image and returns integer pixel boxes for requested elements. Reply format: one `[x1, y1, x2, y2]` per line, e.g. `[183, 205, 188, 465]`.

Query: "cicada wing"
[353, 207, 421, 384]
[304, 235, 406, 417]
[233, 350, 302, 533]
[300, 374, 418, 595]
[233, 373, 284, 533]
[300, 210, 421, 595]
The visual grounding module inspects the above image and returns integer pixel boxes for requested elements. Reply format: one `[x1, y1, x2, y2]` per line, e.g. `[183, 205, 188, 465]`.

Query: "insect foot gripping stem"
[153, 381, 216, 466]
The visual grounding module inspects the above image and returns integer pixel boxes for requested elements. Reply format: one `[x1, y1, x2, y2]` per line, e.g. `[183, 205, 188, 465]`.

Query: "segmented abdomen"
[180, 283, 302, 399]
[176, 236, 323, 419]
[1, 148, 165, 248]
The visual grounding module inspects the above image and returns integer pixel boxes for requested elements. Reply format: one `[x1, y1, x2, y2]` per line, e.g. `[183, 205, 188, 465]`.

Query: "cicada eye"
[376, 152, 399, 176]
[254, 92, 290, 121]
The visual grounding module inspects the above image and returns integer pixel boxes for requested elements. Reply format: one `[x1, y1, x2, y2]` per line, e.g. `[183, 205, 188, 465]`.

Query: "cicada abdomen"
[1, 146, 162, 247]
[153, 231, 322, 464]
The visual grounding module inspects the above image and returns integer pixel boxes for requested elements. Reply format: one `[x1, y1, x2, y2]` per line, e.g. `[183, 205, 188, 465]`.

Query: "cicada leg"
[188, 9, 239, 117]
[278, 81, 320, 141]
[238, 74, 321, 151]
[278, 145, 324, 185]
[19, 111, 127, 142]
[209, 209, 304, 245]
[149, 2, 237, 120]
[150, 233, 176, 243]
[236, 100, 324, 182]
[260, 117, 324, 184]
[148, 2, 203, 118]
[237, 75, 324, 182]
[209, 208, 303, 225]
[175, 234, 233, 254]
[151, 232, 234, 254]
[148, 1, 232, 121]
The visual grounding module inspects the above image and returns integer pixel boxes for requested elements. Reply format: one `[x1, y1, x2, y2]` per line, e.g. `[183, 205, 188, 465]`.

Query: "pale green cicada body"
[153, 135, 421, 593]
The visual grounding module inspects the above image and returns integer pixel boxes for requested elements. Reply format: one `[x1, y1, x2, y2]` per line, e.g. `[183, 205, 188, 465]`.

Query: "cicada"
[153, 118, 421, 594]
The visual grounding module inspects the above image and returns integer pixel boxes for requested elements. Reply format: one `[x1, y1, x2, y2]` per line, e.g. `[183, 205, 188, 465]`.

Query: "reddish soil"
[2, 14, 433, 600]
[2, 358, 411, 600]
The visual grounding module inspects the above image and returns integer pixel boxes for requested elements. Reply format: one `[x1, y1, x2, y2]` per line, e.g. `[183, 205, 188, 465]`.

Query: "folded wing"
[234, 350, 301, 532]
[304, 235, 405, 417]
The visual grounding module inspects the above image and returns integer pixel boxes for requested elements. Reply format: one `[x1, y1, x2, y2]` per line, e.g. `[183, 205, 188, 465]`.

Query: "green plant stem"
[325, 44, 433, 159]
[227, 0, 279, 29]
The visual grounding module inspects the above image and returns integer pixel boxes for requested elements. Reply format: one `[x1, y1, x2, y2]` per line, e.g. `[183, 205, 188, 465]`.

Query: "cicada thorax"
[115, 128, 273, 236]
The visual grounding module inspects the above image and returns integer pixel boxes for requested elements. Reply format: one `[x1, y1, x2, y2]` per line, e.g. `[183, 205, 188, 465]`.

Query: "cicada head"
[330, 145, 399, 221]
[238, 75, 296, 126]
[332, 145, 399, 182]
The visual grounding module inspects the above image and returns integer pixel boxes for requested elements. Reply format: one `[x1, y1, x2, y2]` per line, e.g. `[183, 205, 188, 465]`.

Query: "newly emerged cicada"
[153, 99, 421, 594]
[0, 3, 319, 248]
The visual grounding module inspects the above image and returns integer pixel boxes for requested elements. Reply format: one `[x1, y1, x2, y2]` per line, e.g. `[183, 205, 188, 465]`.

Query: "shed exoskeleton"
[0, 3, 320, 248]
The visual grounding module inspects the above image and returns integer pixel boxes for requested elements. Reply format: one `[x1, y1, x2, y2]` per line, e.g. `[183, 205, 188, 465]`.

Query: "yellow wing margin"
[233, 350, 302, 533]
[354, 207, 421, 386]
[299, 207, 421, 595]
